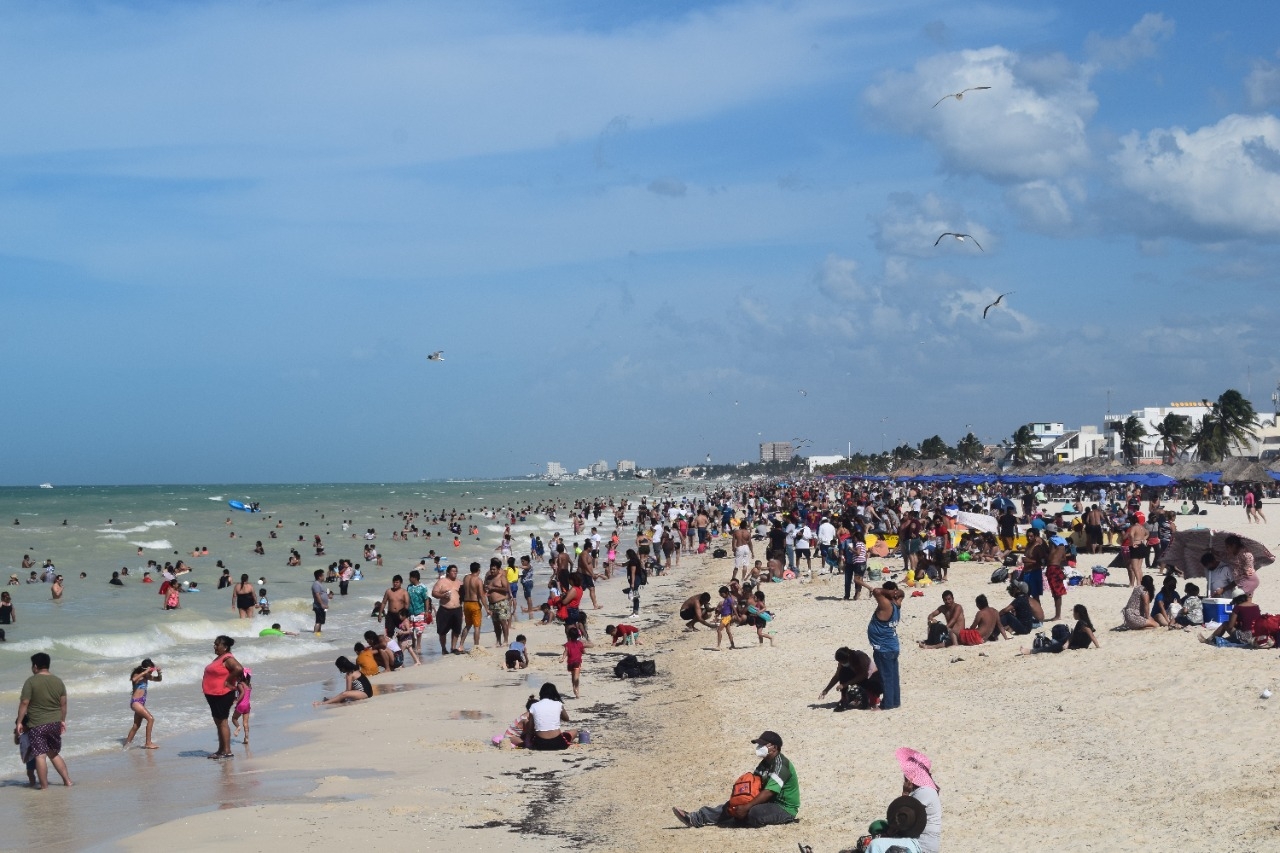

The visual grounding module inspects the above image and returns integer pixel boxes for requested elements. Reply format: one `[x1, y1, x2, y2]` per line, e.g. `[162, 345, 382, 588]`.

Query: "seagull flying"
[935, 232, 983, 251]
[932, 86, 992, 108]
[982, 292, 1014, 319]
[798, 389, 808, 397]
[426, 351, 444, 361]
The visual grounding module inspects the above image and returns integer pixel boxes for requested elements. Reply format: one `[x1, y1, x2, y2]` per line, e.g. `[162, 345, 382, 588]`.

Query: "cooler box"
[1203, 598, 1234, 624]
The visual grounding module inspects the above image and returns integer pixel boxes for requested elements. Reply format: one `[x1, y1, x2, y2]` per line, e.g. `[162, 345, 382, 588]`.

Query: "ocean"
[0, 480, 656, 849]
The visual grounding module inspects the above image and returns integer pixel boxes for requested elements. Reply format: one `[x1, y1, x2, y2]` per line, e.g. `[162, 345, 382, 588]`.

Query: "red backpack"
[727, 772, 762, 819]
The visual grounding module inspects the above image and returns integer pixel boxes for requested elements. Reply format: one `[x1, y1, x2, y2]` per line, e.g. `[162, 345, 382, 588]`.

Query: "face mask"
[755, 745, 770, 758]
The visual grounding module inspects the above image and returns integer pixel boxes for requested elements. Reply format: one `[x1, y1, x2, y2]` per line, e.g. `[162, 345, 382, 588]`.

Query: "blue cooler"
[1203, 598, 1234, 624]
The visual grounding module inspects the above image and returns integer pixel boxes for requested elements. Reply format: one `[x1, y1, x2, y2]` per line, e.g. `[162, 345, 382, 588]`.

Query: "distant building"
[760, 442, 793, 463]
[1040, 426, 1108, 463]
[1028, 423, 1065, 448]
[576, 467, 590, 477]
[1105, 401, 1212, 462]
[807, 454, 845, 472]
[589, 460, 609, 475]
[617, 460, 636, 473]
[546, 462, 565, 477]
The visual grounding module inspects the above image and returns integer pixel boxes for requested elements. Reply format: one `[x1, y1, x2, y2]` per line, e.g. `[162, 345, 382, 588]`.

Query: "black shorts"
[505, 650, 524, 668]
[580, 574, 595, 589]
[531, 733, 571, 751]
[205, 691, 236, 721]
[313, 605, 327, 625]
[680, 606, 696, 621]
[436, 606, 463, 636]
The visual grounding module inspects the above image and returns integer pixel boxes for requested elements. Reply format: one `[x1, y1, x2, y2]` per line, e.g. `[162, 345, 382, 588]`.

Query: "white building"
[546, 462, 565, 477]
[589, 460, 609, 475]
[617, 459, 636, 473]
[1028, 422, 1065, 448]
[1040, 426, 1108, 463]
[807, 454, 846, 472]
[1104, 401, 1212, 462]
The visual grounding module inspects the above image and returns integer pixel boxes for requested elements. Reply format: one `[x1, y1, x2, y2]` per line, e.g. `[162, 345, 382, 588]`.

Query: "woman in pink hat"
[863, 747, 941, 853]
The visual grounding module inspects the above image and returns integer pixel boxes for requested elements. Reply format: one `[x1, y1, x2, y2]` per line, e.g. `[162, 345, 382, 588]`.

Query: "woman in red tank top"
[202, 635, 244, 759]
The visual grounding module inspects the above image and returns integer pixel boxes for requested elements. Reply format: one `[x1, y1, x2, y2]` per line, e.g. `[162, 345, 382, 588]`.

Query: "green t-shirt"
[757, 753, 800, 816]
[20, 673, 66, 727]
[407, 583, 429, 616]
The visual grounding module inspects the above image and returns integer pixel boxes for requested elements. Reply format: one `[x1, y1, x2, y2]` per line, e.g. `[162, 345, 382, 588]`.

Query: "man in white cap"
[672, 730, 799, 828]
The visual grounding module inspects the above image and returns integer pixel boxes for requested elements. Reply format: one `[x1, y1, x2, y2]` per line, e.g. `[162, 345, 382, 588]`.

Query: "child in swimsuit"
[124, 658, 163, 749]
[231, 668, 252, 744]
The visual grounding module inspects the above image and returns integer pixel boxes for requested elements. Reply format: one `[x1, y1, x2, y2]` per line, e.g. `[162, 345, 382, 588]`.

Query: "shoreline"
[112, 537, 702, 852]
[78, 496, 1280, 852]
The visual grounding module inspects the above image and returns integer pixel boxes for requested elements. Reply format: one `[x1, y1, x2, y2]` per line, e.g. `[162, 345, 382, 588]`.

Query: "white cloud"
[1004, 179, 1082, 232]
[870, 192, 992, 258]
[863, 46, 1097, 183]
[815, 254, 865, 301]
[1112, 114, 1280, 239]
[1084, 13, 1174, 70]
[1245, 56, 1280, 109]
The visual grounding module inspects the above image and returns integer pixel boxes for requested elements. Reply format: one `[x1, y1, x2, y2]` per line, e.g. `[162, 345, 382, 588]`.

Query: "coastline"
[111, 500, 1280, 852]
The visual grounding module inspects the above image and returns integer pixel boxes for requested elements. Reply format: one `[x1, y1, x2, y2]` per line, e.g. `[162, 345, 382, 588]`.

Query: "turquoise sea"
[0, 480, 652, 849]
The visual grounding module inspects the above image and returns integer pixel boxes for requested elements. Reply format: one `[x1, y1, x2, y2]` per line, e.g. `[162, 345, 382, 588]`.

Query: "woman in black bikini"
[313, 656, 373, 706]
[232, 574, 256, 618]
[0, 591, 14, 625]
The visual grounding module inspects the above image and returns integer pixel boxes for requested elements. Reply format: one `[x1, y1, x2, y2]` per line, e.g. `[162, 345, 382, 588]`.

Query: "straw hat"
[895, 746, 937, 791]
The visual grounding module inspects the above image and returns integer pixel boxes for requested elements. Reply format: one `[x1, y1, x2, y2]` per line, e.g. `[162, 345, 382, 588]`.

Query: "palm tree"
[1010, 424, 1035, 465]
[955, 432, 983, 465]
[919, 435, 949, 459]
[1149, 413, 1192, 464]
[1191, 390, 1259, 462]
[1119, 415, 1148, 464]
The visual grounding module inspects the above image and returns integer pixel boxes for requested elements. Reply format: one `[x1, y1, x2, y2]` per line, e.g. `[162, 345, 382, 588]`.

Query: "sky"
[3, 0, 1280, 484]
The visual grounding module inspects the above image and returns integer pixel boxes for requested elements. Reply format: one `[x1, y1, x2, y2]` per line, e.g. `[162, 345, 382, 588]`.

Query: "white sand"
[120, 502, 1280, 852]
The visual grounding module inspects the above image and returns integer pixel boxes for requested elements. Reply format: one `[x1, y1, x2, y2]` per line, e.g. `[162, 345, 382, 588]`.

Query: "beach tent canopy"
[1161, 529, 1275, 578]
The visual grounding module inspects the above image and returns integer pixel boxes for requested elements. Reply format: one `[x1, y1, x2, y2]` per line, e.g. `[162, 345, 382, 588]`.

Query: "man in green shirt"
[15, 652, 72, 789]
[673, 730, 799, 828]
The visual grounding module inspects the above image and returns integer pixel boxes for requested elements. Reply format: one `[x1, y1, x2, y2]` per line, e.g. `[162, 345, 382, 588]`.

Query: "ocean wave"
[96, 520, 177, 535]
[130, 540, 173, 550]
[208, 496, 224, 501]
[101, 533, 126, 540]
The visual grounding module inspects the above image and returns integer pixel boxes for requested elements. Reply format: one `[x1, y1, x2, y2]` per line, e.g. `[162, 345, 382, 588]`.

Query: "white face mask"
[755, 745, 770, 758]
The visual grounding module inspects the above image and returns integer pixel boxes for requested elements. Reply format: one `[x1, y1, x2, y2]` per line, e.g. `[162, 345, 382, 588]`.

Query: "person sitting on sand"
[918, 591, 965, 649]
[493, 695, 536, 749]
[527, 682, 579, 751]
[839, 748, 941, 853]
[673, 730, 799, 829]
[1120, 575, 1160, 630]
[1202, 552, 1235, 600]
[680, 593, 716, 631]
[1173, 584, 1204, 629]
[819, 647, 882, 711]
[964, 595, 1003, 644]
[1150, 575, 1181, 627]
[1067, 604, 1099, 649]
[999, 582, 1037, 636]
[313, 656, 373, 706]
[353, 642, 380, 677]
[1200, 593, 1260, 646]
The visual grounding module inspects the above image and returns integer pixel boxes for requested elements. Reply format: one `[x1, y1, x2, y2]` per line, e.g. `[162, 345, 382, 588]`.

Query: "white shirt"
[913, 786, 942, 853]
[529, 698, 564, 732]
[818, 522, 837, 546]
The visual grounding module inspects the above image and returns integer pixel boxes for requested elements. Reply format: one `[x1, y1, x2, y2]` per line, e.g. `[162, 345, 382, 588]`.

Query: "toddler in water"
[257, 588, 270, 616]
[231, 669, 252, 744]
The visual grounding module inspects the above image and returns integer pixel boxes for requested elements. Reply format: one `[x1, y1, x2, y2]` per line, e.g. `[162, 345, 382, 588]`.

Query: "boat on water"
[548, 481, 560, 487]
[38, 483, 53, 489]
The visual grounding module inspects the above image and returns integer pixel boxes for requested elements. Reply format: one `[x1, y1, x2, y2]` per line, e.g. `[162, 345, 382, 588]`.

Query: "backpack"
[613, 655, 657, 679]
[635, 564, 648, 587]
[712, 548, 728, 559]
[726, 772, 762, 819]
[990, 566, 1009, 585]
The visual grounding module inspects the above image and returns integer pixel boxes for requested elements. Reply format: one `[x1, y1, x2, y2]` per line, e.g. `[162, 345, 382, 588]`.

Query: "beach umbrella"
[991, 496, 1015, 511]
[957, 511, 998, 535]
[1162, 529, 1275, 578]
[1138, 472, 1178, 487]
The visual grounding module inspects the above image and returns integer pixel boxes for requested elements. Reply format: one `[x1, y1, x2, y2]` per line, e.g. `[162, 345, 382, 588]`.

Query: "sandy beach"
[115, 499, 1279, 853]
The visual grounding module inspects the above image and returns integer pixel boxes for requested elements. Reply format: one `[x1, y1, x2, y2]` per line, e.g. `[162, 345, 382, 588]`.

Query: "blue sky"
[3, 0, 1279, 483]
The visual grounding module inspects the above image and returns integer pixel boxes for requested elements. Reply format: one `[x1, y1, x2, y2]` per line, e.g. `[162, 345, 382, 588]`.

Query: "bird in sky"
[426, 351, 444, 361]
[982, 292, 1014, 319]
[798, 389, 808, 396]
[935, 232, 983, 251]
[932, 86, 991, 108]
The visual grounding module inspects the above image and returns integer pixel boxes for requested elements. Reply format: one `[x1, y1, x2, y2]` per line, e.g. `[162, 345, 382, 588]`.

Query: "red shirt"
[610, 625, 639, 645]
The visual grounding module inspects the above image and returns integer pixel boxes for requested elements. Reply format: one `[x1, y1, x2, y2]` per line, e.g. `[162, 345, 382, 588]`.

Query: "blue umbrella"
[991, 496, 1015, 511]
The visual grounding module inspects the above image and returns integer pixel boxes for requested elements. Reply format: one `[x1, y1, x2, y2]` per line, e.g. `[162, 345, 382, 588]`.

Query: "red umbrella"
[1162, 528, 1275, 578]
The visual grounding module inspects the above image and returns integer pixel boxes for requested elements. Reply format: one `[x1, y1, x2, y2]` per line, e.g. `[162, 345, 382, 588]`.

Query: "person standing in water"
[124, 659, 162, 749]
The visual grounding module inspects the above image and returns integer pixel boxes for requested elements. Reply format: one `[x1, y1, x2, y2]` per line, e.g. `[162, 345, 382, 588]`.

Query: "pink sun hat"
[895, 747, 937, 791]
